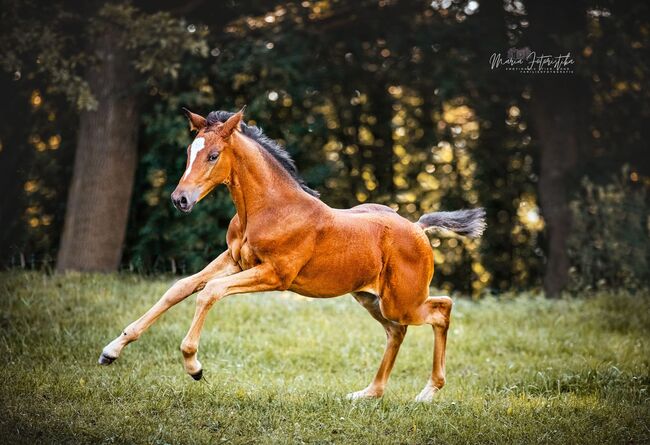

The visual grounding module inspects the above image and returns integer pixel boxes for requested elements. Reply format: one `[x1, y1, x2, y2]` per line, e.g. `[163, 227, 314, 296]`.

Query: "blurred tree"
[468, 0, 536, 293]
[525, 0, 591, 297]
[56, 20, 140, 271]
[57, 3, 209, 272]
[1, 0, 208, 271]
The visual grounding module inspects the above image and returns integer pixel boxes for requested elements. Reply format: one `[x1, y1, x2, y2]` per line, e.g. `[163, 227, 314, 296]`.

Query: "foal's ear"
[181, 107, 207, 132]
[218, 106, 246, 138]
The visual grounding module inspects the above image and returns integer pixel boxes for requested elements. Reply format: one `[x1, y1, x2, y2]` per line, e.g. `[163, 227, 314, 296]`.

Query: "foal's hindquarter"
[99, 125, 452, 402]
[289, 206, 452, 401]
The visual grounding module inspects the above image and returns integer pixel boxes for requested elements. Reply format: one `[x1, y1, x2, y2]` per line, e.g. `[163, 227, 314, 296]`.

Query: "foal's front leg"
[98, 251, 240, 365]
[180, 264, 281, 379]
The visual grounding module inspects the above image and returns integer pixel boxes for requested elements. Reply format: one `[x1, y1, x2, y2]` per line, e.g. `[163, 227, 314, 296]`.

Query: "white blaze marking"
[183, 137, 205, 179]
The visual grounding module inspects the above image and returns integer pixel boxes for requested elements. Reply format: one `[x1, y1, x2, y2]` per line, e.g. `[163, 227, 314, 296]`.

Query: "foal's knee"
[195, 287, 218, 309]
[196, 289, 213, 308]
[161, 276, 199, 306]
[196, 281, 226, 308]
[174, 276, 197, 293]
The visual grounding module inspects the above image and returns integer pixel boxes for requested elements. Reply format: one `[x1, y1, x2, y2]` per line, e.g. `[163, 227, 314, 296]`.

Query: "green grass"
[0, 272, 649, 444]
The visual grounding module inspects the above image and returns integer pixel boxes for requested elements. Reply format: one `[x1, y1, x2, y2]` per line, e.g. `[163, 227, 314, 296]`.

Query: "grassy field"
[0, 272, 648, 444]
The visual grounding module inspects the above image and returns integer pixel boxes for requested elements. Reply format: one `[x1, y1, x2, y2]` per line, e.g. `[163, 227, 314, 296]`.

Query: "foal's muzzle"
[171, 189, 199, 213]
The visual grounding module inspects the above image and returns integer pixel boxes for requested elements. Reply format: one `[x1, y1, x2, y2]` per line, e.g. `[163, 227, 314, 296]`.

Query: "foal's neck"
[226, 133, 312, 230]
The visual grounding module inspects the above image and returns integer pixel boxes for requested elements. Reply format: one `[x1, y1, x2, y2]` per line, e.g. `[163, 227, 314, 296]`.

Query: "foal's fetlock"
[180, 341, 203, 380]
[346, 385, 384, 400]
[414, 380, 443, 403]
[98, 339, 122, 365]
[98, 329, 138, 365]
[431, 376, 445, 390]
[184, 359, 203, 380]
[415, 375, 445, 402]
[180, 340, 197, 358]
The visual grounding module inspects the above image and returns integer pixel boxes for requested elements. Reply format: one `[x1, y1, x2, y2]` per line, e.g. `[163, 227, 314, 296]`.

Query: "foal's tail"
[416, 208, 486, 239]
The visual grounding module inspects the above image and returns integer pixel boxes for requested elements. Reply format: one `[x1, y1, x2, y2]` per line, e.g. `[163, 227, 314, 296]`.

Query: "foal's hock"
[99, 108, 486, 402]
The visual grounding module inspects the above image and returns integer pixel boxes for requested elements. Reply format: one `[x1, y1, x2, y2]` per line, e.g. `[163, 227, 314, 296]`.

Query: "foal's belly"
[289, 272, 376, 299]
[288, 279, 363, 299]
[288, 233, 384, 298]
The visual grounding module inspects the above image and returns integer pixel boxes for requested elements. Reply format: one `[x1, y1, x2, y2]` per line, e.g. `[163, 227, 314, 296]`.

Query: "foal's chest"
[231, 234, 259, 270]
[239, 242, 258, 270]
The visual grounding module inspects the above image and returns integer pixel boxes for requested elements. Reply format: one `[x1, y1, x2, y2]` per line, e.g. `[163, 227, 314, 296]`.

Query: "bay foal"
[99, 108, 485, 402]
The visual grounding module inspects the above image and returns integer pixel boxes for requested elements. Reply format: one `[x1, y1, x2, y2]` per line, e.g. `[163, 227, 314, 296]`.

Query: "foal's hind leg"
[347, 292, 408, 400]
[411, 296, 453, 402]
[99, 251, 240, 365]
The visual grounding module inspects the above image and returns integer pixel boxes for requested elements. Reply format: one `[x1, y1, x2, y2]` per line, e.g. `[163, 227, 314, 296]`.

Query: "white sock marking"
[183, 137, 205, 179]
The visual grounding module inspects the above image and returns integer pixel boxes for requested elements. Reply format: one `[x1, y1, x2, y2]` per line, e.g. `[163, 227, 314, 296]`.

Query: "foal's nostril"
[171, 189, 195, 212]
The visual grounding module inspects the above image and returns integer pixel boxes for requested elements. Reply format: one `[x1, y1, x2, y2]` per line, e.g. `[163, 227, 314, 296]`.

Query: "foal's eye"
[207, 152, 219, 162]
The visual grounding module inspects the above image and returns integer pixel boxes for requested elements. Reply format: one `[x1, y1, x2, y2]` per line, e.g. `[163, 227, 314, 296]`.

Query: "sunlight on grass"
[0, 272, 648, 444]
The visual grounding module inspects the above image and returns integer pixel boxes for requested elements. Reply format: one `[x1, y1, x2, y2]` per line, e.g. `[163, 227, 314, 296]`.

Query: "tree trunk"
[529, 91, 580, 297]
[526, 0, 589, 297]
[56, 26, 139, 272]
[472, 0, 518, 291]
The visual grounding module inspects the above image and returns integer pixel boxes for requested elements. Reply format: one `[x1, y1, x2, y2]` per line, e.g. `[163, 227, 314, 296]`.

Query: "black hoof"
[98, 353, 116, 365]
[190, 369, 203, 381]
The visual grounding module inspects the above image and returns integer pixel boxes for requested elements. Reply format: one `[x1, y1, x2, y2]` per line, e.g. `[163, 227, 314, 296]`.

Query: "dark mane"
[206, 111, 320, 198]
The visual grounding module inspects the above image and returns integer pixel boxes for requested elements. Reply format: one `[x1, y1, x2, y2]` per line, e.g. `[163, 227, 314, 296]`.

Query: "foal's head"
[171, 108, 244, 213]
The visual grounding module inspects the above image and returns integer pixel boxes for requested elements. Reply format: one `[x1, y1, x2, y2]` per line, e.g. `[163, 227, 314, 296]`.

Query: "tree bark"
[529, 88, 580, 297]
[526, 0, 589, 297]
[56, 25, 139, 272]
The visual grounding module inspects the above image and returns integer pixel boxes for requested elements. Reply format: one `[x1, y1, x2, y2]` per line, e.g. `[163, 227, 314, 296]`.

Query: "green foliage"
[3, 1, 649, 295]
[0, 1, 208, 110]
[568, 167, 650, 292]
[1, 272, 649, 443]
[96, 3, 209, 85]
[0, 0, 96, 109]
[126, 89, 234, 273]
[124, 1, 540, 289]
